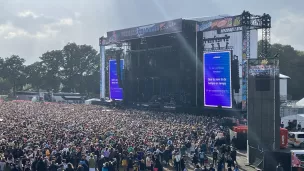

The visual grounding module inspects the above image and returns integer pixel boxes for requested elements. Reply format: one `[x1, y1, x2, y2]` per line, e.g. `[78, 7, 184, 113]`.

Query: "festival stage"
[99, 11, 271, 116]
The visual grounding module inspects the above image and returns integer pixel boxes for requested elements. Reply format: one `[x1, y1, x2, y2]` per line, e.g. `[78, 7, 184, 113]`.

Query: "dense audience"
[0, 101, 239, 171]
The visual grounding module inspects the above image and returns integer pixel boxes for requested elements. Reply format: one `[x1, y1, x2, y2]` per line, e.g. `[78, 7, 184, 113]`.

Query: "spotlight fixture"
[226, 42, 229, 49]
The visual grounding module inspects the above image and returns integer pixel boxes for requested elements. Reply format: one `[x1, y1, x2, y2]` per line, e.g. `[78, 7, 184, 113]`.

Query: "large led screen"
[109, 59, 124, 100]
[203, 51, 232, 108]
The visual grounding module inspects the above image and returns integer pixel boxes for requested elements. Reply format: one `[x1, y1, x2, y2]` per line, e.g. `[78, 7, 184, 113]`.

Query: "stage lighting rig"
[226, 42, 229, 49]
[140, 38, 147, 45]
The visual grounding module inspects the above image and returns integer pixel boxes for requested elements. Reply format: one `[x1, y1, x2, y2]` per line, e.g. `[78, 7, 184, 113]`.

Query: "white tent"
[84, 98, 101, 105]
[279, 74, 290, 101]
[280, 74, 290, 79]
[281, 114, 304, 128]
[296, 98, 304, 107]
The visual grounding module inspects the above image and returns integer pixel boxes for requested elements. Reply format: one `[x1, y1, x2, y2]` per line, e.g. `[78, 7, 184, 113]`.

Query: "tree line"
[270, 43, 304, 100]
[0, 43, 100, 97]
[0, 41, 303, 100]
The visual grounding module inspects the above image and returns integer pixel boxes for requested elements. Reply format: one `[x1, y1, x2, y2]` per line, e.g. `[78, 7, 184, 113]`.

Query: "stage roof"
[101, 14, 242, 45]
[184, 15, 230, 22]
[106, 19, 183, 44]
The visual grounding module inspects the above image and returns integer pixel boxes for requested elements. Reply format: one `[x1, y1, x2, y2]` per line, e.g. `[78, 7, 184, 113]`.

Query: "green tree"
[0, 78, 12, 94]
[40, 50, 63, 92]
[258, 40, 304, 100]
[0, 57, 4, 78]
[273, 44, 304, 100]
[25, 62, 44, 90]
[2, 55, 26, 96]
[61, 43, 99, 94]
[61, 43, 81, 92]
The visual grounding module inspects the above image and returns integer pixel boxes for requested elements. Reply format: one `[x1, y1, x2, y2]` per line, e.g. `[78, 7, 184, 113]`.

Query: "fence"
[280, 101, 304, 117]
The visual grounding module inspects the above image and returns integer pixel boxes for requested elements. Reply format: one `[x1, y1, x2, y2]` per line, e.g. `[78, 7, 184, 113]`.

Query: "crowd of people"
[0, 101, 240, 171]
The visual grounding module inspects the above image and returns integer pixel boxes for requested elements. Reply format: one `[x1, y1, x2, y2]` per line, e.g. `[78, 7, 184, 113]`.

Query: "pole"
[100, 40, 106, 99]
[195, 23, 198, 107]
[273, 59, 278, 150]
[242, 25, 249, 163]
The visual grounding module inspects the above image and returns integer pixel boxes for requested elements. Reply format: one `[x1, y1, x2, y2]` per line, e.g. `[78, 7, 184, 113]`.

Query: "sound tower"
[247, 58, 280, 166]
[231, 59, 240, 93]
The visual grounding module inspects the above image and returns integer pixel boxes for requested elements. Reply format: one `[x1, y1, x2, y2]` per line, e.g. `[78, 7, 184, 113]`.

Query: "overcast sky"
[0, 0, 303, 64]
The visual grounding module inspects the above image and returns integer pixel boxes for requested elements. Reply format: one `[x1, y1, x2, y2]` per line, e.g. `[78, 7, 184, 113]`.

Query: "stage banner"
[109, 59, 124, 100]
[241, 31, 248, 111]
[107, 19, 182, 43]
[203, 51, 232, 108]
[197, 15, 241, 32]
[248, 58, 279, 77]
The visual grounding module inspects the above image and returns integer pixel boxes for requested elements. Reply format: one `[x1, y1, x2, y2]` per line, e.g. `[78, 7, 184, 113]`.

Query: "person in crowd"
[0, 101, 239, 171]
[76, 165, 84, 171]
[231, 136, 237, 148]
[122, 155, 128, 171]
[208, 164, 215, 171]
[200, 165, 207, 171]
[145, 155, 152, 171]
[88, 154, 96, 171]
[276, 163, 284, 171]
[230, 147, 237, 165]
[212, 148, 218, 166]
[194, 165, 201, 171]
[280, 122, 284, 128]
[139, 159, 145, 171]
[65, 163, 74, 171]
[57, 164, 65, 171]
[102, 162, 108, 171]
[199, 150, 205, 167]
[49, 161, 58, 171]
[227, 156, 234, 170]
[79, 157, 89, 171]
[36, 158, 47, 171]
[192, 153, 199, 166]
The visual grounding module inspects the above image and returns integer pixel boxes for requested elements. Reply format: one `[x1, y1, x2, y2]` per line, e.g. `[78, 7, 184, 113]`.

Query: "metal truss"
[240, 11, 271, 112]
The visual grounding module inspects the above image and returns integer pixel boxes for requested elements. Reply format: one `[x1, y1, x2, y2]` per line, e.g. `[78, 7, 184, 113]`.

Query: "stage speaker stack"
[231, 59, 240, 93]
[247, 58, 280, 167]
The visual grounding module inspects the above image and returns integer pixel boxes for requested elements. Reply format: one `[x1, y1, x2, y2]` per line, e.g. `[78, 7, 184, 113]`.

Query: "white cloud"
[0, 0, 304, 65]
[0, 16, 75, 41]
[272, 10, 304, 50]
[74, 12, 81, 18]
[0, 23, 13, 35]
[58, 18, 74, 26]
[17, 10, 39, 19]
[4, 30, 28, 39]
[0, 23, 28, 39]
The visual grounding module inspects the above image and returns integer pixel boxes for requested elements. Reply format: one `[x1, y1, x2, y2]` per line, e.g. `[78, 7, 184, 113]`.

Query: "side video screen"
[203, 51, 232, 108]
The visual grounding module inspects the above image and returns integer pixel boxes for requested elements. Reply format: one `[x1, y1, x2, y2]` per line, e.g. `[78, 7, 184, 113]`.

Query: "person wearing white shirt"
[146, 156, 152, 169]
[62, 160, 68, 169]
